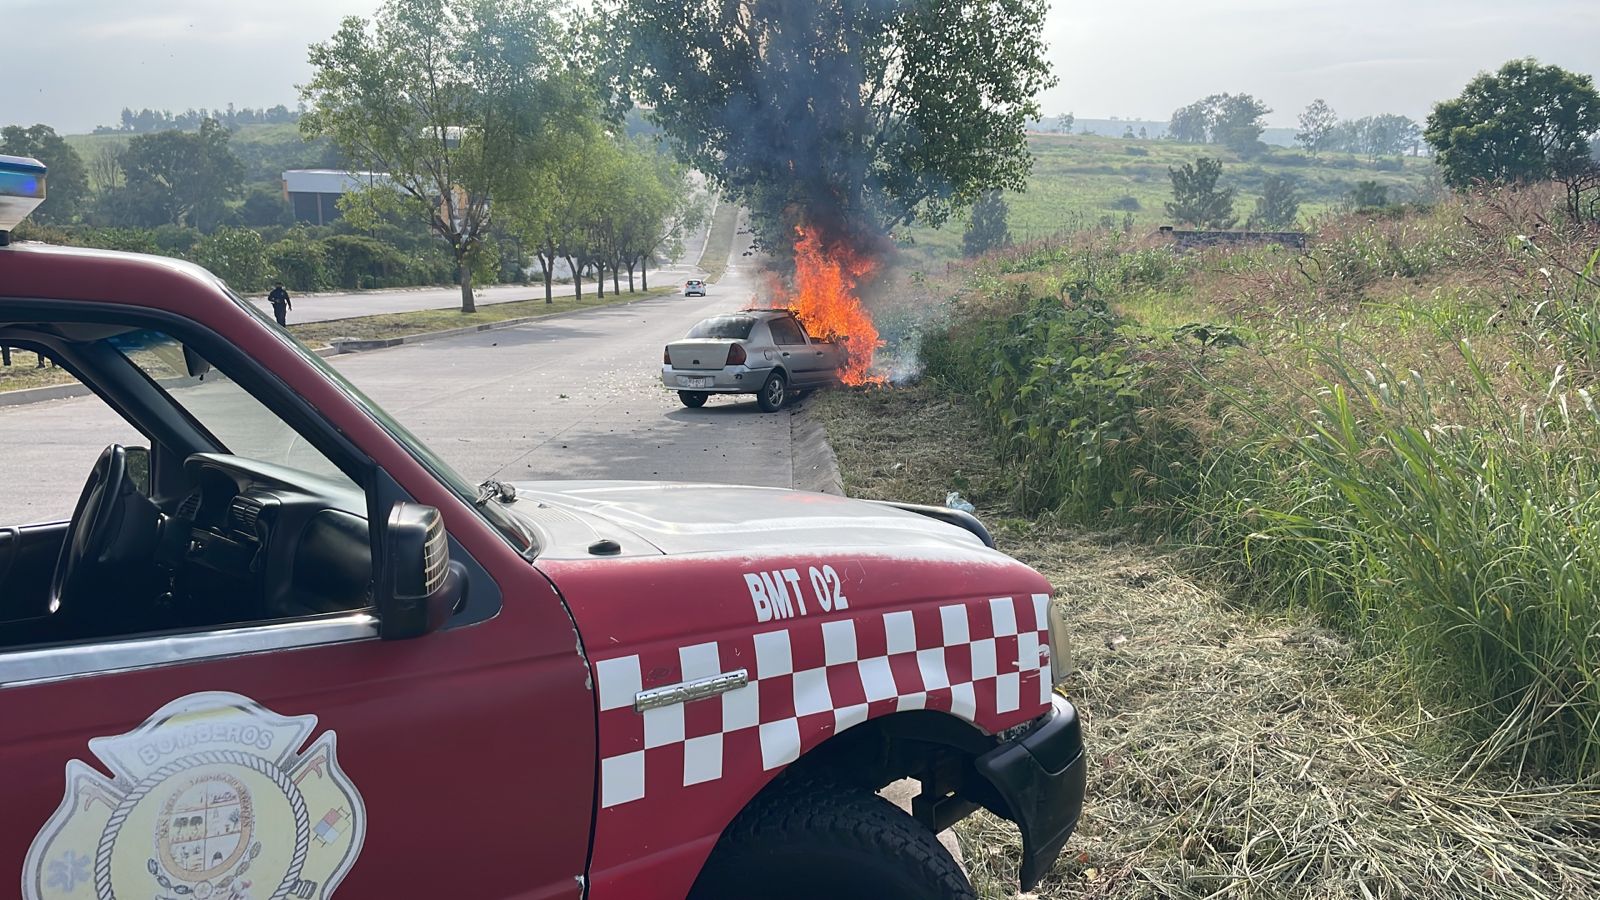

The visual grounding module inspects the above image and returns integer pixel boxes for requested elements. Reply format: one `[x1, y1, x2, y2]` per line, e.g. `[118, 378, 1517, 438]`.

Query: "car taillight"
[726, 344, 747, 366]
[664, 346, 671, 365]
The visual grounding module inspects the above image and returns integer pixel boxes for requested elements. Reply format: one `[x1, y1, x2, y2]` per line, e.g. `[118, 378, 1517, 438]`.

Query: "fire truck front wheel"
[689, 775, 975, 900]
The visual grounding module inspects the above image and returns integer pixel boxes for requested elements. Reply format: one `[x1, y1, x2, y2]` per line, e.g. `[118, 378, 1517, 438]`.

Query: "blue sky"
[6, 0, 1599, 134]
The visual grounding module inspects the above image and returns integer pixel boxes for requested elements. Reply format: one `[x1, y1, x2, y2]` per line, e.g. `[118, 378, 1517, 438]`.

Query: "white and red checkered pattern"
[593, 594, 1052, 809]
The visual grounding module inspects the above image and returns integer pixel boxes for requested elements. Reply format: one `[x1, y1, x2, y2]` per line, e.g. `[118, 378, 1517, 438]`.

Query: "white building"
[281, 169, 392, 225]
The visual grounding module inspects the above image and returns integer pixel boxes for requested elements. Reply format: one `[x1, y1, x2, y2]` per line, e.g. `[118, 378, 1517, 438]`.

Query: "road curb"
[790, 401, 845, 496]
[0, 380, 94, 408]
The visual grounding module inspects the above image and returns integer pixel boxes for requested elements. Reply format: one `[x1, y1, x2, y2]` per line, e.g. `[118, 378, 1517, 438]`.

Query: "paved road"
[1, 250, 804, 523]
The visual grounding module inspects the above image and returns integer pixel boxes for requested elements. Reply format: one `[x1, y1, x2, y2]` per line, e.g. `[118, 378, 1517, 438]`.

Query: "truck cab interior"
[0, 317, 376, 652]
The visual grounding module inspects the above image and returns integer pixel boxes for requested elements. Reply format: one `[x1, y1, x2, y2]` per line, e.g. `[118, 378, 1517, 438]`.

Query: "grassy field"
[697, 199, 743, 282]
[905, 188, 1600, 780]
[817, 383, 1600, 900]
[61, 122, 305, 159]
[897, 133, 1437, 266]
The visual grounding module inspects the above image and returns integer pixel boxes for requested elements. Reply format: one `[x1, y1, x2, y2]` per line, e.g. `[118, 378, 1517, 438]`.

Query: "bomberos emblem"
[23, 691, 366, 900]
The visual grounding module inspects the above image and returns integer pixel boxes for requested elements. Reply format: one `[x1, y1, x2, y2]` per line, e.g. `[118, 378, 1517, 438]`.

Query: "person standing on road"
[268, 282, 292, 327]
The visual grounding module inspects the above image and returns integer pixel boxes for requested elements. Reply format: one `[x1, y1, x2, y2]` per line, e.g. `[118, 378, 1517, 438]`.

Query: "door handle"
[782, 352, 791, 357]
[815, 351, 824, 356]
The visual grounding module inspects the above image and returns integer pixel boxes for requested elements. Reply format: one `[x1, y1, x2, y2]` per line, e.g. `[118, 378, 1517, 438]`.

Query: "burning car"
[662, 309, 844, 411]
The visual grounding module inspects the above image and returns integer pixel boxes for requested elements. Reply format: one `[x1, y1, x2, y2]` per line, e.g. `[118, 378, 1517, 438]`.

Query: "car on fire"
[0, 155, 1085, 900]
[684, 279, 707, 297]
[663, 309, 845, 411]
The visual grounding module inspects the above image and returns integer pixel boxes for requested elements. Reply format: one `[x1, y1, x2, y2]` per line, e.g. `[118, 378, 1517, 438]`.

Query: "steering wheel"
[51, 444, 149, 611]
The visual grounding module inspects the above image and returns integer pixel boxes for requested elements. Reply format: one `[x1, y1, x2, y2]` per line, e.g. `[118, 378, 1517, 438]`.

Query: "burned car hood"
[505, 480, 992, 559]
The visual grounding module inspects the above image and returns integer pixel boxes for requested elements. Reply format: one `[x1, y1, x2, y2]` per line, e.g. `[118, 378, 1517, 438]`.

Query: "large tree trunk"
[537, 249, 554, 304]
[613, 263, 621, 295]
[626, 260, 636, 293]
[565, 256, 582, 302]
[596, 263, 606, 299]
[457, 252, 476, 313]
[641, 258, 648, 291]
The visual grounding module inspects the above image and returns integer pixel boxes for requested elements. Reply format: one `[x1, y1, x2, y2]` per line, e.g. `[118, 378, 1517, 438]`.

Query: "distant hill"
[63, 123, 340, 189]
[1033, 117, 1300, 148]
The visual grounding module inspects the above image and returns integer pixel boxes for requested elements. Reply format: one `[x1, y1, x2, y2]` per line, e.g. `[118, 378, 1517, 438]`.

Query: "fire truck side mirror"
[378, 502, 467, 640]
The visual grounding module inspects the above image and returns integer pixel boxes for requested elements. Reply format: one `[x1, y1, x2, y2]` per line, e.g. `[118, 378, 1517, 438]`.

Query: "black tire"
[757, 371, 787, 412]
[689, 776, 974, 900]
[679, 390, 709, 408]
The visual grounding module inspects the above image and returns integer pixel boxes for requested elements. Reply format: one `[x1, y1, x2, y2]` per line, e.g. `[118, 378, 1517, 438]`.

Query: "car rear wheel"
[689, 775, 974, 900]
[757, 371, 787, 412]
[679, 391, 709, 408]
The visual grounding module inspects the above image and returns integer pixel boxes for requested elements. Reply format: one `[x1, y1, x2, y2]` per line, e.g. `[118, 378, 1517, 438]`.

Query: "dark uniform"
[267, 284, 292, 327]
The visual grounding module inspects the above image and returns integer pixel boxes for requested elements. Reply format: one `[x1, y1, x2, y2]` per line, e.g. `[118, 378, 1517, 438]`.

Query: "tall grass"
[923, 192, 1600, 777]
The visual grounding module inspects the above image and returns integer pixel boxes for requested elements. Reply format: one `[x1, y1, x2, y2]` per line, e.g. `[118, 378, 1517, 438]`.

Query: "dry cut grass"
[815, 383, 1600, 900]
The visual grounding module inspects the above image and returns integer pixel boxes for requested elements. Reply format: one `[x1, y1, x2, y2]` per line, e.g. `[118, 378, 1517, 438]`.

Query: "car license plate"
[678, 376, 712, 388]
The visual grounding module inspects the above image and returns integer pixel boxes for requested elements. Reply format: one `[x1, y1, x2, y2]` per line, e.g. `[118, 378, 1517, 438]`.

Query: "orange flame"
[767, 226, 883, 385]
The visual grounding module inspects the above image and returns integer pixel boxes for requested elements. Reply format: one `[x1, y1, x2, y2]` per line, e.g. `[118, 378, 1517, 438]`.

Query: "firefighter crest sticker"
[23, 692, 366, 900]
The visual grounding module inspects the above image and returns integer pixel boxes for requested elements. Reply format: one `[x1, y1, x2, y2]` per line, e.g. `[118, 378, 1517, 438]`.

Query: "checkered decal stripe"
[594, 594, 1052, 808]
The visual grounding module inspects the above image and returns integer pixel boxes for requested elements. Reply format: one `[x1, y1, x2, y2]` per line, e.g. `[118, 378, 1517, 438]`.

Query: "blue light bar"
[0, 154, 47, 235]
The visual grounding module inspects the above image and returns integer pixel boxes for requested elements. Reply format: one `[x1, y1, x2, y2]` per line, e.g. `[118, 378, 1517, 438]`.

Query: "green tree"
[1247, 174, 1300, 229]
[117, 119, 244, 230]
[301, 0, 591, 312]
[0, 124, 89, 223]
[504, 120, 605, 303]
[962, 189, 1011, 256]
[1167, 94, 1270, 153]
[240, 187, 293, 227]
[193, 226, 268, 290]
[1214, 94, 1271, 154]
[1425, 58, 1600, 200]
[1349, 180, 1389, 211]
[1168, 101, 1209, 143]
[613, 0, 1055, 250]
[1295, 99, 1337, 156]
[1165, 157, 1236, 229]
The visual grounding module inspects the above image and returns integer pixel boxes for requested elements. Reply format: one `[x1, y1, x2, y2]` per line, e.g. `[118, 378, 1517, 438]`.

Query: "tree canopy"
[300, 0, 591, 311]
[1168, 94, 1271, 154]
[611, 0, 1054, 250]
[113, 118, 244, 231]
[962, 189, 1011, 257]
[0, 125, 88, 224]
[1247, 174, 1300, 230]
[1165, 157, 1237, 229]
[1425, 58, 1600, 190]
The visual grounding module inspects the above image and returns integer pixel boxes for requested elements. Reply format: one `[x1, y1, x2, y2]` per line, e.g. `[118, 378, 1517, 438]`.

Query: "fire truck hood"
[505, 480, 993, 559]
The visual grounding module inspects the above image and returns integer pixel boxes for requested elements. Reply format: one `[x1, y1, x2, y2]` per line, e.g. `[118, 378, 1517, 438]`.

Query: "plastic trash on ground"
[945, 491, 977, 514]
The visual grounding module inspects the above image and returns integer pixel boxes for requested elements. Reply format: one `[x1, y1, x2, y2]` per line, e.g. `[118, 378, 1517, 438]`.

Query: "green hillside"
[63, 123, 333, 188]
[901, 133, 1437, 264]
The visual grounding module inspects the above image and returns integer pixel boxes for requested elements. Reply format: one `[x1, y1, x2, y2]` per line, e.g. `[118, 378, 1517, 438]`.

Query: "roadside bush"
[267, 230, 328, 291]
[150, 224, 200, 257]
[1107, 194, 1141, 211]
[319, 234, 414, 289]
[1122, 145, 1149, 157]
[192, 226, 269, 292]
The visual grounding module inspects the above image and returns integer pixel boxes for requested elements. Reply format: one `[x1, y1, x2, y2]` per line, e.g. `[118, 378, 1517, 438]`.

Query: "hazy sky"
[6, 0, 1599, 134]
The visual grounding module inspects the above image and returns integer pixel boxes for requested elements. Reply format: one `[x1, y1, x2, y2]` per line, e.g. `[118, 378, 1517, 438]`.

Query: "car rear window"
[686, 315, 756, 339]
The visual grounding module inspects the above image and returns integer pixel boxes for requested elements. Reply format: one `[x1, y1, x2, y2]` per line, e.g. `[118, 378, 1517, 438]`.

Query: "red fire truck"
[0, 155, 1084, 900]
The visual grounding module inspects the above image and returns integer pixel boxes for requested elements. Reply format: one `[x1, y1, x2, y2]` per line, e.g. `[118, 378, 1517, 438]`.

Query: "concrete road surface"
[1, 251, 808, 523]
